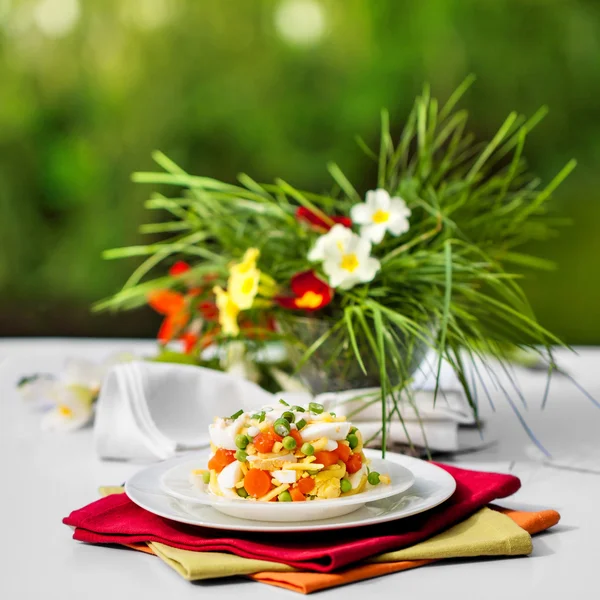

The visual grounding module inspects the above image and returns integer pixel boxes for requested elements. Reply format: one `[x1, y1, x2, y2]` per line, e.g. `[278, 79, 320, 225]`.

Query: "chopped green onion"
[368, 471, 381, 485]
[279, 398, 290, 406]
[202, 472, 211, 484]
[349, 426, 357, 434]
[329, 412, 336, 417]
[278, 490, 292, 502]
[340, 478, 352, 493]
[251, 411, 266, 423]
[291, 405, 306, 412]
[309, 402, 324, 414]
[282, 411, 295, 423]
[235, 449, 248, 462]
[282, 436, 297, 450]
[230, 409, 244, 419]
[296, 418, 307, 430]
[235, 434, 249, 449]
[237, 487, 249, 498]
[347, 433, 359, 449]
[273, 418, 291, 437]
[301, 443, 314, 456]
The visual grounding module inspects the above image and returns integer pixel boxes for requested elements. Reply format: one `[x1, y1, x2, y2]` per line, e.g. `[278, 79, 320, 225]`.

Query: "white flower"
[40, 385, 95, 432]
[18, 353, 135, 432]
[350, 188, 411, 244]
[308, 224, 380, 289]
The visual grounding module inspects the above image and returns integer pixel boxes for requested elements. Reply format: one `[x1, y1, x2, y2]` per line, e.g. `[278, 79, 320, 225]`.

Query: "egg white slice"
[300, 422, 352, 443]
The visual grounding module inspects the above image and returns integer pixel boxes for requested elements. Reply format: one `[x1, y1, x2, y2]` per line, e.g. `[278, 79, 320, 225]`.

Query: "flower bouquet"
[98, 79, 576, 452]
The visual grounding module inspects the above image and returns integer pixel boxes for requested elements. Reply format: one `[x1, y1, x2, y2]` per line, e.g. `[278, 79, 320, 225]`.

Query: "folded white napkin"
[94, 353, 475, 461]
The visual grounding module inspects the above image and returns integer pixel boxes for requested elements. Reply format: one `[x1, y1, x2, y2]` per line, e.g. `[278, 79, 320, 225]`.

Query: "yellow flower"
[228, 248, 260, 310]
[214, 286, 240, 336]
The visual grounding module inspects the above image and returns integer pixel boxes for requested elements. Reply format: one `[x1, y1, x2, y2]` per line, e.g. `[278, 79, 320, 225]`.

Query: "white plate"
[159, 450, 415, 522]
[125, 449, 456, 533]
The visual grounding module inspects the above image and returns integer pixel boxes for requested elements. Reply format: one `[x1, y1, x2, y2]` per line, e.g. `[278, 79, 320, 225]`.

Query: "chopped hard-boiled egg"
[300, 422, 352, 443]
[217, 459, 243, 490]
[270, 469, 297, 484]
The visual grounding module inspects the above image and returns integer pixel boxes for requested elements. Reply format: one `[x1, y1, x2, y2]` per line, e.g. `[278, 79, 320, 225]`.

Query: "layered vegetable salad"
[191, 400, 390, 502]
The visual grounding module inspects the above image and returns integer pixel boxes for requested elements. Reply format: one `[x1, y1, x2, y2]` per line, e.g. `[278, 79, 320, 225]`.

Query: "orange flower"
[148, 290, 190, 344]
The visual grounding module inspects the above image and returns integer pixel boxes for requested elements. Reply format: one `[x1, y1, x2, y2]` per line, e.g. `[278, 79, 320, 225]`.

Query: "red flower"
[295, 207, 351, 232]
[148, 290, 190, 344]
[275, 271, 333, 312]
[169, 261, 191, 276]
[198, 300, 219, 321]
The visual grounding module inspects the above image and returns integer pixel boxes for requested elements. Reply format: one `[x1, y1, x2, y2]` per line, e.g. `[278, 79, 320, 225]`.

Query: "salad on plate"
[190, 400, 390, 503]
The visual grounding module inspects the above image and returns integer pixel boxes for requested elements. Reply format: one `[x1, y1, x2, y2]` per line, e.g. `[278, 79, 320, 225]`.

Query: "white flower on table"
[17, 353, 135, 432]
[350, 188, 411, 244]
[40, 385, 95, 432]
[308, 224, 380, 289]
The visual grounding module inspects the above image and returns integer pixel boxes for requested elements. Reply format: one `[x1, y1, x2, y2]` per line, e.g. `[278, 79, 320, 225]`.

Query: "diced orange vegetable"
[207, 448, 236, 473]
[290, 486, 306, 502]
[253, 432, 275, 453]
[334, 441, 351, 462]
[265, 424, 283, 443]
[297, 477, 315, 494]
[289, 429, 303, 447]
[345, 453, 363, 474]
[315, 450, 339, 467]
[244, 469, 272, 498]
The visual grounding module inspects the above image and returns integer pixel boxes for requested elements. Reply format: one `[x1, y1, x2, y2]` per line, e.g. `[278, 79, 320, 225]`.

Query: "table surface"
[1, 338, 599, 599]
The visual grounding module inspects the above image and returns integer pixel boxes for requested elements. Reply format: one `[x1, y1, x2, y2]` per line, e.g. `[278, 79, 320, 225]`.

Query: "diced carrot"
[315, 450, 338, 467]
[334, 442, 351, 463]
[345, 453, 363, 474]
[297, 477, 315, 494]
[266, 424, 283, 443]
[244, 469, 272, 498]
[253, 432, 275, 453]
[289, 429, 303, 447]
[207, 448, 236, 473]
[290, 486, 306, 502]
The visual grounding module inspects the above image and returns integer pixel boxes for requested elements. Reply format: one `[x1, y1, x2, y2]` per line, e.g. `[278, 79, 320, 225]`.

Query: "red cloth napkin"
[63, 463, 520, 572]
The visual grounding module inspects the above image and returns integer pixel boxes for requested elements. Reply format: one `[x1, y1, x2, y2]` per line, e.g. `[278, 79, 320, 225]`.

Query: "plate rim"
[125, 449, 457, 533]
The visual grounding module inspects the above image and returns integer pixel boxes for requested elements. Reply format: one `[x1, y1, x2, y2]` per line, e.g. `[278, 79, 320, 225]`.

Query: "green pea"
[237, 487, 249, 498]
[282, 436, 297, 450]
[230, 409, 244, 419]
[307, 469, 319, 476]
[235, 434, 249, 449]
[368, 471, 381, 485]
[278, 490, 292, 502]
[202, 471, 211, 484]
[235, 449, 248, 462]
[279, 398, 290, 406]
[301, 442, 314, 456]
[282, 411, 295, 423]
[340, 478, 352, 493]
[347, 433, 359, 449]
[296, 418, 307, 430]
[291, 405, 305, 412]
[309, 402, 324, 414]
[273, 418, 291, 437]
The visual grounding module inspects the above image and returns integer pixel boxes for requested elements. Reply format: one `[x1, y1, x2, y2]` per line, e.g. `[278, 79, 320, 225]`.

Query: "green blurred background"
[0, 0, 598, 342]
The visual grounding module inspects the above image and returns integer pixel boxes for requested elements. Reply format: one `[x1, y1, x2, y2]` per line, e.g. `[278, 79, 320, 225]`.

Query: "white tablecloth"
[1, 338, 599, 599]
